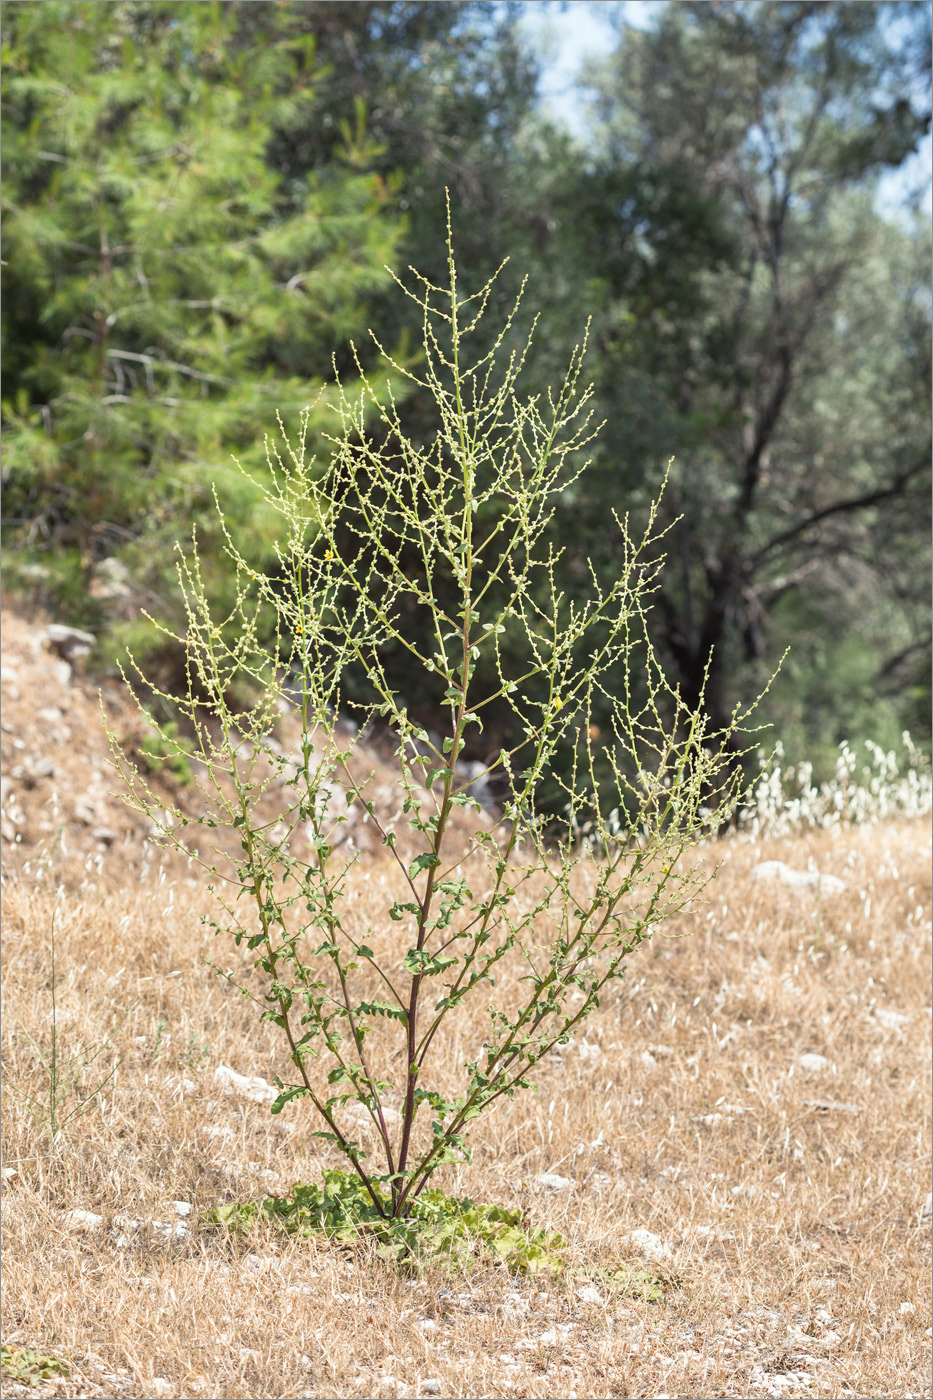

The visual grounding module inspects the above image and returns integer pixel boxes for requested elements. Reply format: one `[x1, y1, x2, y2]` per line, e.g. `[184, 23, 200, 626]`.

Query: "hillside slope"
[0, 601, 495, 884]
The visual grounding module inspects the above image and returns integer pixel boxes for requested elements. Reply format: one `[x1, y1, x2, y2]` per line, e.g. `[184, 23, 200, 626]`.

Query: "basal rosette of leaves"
[207, 1169, 566, 1274]
[205, 1169, 671, 1293]
[0, 1346, 70, 1383]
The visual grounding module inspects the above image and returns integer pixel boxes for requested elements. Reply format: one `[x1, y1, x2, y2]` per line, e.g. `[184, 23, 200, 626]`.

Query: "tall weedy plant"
[111, 220, 750, 1222]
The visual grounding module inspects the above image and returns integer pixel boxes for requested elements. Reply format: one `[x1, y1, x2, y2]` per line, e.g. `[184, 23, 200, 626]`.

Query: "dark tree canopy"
[570, 0, 932, 759]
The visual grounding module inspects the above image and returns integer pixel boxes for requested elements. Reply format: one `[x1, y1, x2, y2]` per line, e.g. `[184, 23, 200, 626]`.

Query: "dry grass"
[2, 818, 931, 1400]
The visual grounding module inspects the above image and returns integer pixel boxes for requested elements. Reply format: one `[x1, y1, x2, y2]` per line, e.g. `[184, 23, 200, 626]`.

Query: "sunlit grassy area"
[2, 816, 929, 1400]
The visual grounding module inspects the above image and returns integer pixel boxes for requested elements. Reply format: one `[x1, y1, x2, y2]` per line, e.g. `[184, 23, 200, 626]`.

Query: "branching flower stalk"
[109, 210, 756, 1218]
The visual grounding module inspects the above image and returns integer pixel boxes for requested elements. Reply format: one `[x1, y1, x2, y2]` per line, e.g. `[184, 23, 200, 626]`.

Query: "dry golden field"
[2, 604, 932, 1399]
[2, 812, 930, 1400]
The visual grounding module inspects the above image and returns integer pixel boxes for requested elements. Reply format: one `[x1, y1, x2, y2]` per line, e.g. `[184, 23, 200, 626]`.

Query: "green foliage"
[206, 1168, 566, 1274]
[1, 0, 929, 789]
[139, 717, 192, 786]
[0, 1346, 71, 1382]
[1, 0, 401, 654]
[206, 1169, 676, 1289]
[582, 1263, 670, 1303]
[149, 1017, 169, 1064]
[565, 1, 932, 750]
[4, 0, 927, 769]
[180, 1033, 212, 1072]
[110, 227, 752, 1220]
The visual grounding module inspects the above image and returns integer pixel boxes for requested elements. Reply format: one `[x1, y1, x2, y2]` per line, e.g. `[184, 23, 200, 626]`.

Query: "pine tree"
[1, 0, 402, 650]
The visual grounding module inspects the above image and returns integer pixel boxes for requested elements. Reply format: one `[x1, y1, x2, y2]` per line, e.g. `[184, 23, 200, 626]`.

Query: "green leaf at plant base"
[203, 1169, 567, 1273]
[1, 1346, 71, 1382]
[584, 1262, 673, 1302]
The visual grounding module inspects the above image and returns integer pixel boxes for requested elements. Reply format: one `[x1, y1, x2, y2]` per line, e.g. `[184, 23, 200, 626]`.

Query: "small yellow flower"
[325, 548, 335, 560]
[552, 696, 563, 711]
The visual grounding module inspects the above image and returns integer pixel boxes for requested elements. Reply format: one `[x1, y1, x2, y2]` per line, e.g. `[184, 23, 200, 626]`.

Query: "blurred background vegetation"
[3, 0, 930, 797]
